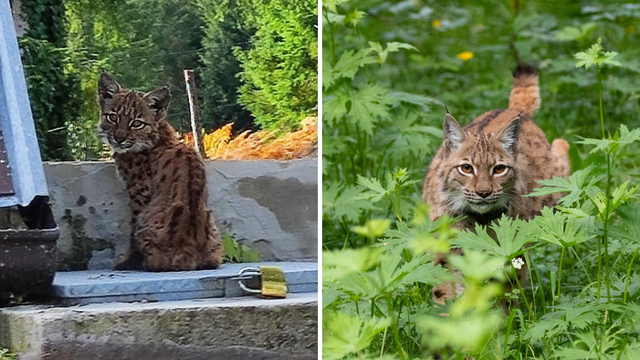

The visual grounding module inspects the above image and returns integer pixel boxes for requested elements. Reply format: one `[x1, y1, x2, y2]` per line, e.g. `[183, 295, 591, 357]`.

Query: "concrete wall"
[44, 160, 317, 270]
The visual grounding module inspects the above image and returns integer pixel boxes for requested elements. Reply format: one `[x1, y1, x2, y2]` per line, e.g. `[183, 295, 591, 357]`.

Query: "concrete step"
[52, 262, 317, 305]
[0, 293, 318, 360]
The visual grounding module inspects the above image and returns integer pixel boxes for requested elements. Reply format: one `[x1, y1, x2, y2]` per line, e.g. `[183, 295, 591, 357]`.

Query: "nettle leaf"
[323, 92, 349, 125]
[577, 138, 613, 154]
[613, 203, 640, 244]
[323, 49, 376, 89]
[322, 283, 342, 309]
[368, 41, 417, 63]
[386, 251, 447, 290]
[323, 312, 390, 360]
[578, 125, 640, 154]
[453, 215, 538, 258]
[611, 273, 640, 300]
[377, 110, 440, 162]
[523, 317, 566, 342]
[617, 124, 640, 147]
[552, 297, 605, 328]
[323, 183, 379, 222]
[345, 9, 366, 27]
[529, 165, 603, 207]
[357, 170, 419, 203]
[575, 38, 621, 70]
[357, 175, 388, 202]
[347, 85, 393, 134]
[535, 207, 592, 247]
[379, 215, 458, 254]
[592, 181, 639, 219]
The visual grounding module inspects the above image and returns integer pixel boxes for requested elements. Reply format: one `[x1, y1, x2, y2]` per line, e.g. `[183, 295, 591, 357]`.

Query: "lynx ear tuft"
[143, 87, 171, 113]
[98, 73, 121, 107]
[443, 113, 465, 153]
[498, 117, 521, 153]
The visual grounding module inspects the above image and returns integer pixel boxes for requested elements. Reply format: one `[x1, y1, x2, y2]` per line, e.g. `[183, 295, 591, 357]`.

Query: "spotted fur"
[97, 73, 223, 271]
[423, 65, 570, 305]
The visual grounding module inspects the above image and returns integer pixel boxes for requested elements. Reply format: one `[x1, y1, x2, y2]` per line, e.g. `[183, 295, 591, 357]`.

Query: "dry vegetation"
[182, 116, 317, 160]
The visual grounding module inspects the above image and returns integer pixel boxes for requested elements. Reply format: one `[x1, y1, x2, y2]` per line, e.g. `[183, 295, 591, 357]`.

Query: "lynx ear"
[143, 87, 171, 114]
[497, 117, 521, 154]
[443, 113, 465, 153]
[98, 73, 121, 107]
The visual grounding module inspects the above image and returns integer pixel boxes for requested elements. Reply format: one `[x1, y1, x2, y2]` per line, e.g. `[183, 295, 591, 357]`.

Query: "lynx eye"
[104, 113, 118, 124]
[129, 119, 148, 130]
[458, 164, 474, 175]
[493, 165, 508, 175]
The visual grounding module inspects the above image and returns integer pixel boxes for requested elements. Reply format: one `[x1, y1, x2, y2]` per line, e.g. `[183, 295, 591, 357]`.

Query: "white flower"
[511, 257, 525, 270]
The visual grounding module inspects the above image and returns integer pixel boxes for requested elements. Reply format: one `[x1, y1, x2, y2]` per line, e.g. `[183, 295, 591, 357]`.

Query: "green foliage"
[18, 0, 82, 161]
[234, 0, 318, 131]
[0, 348, 15, 360]
[196, 12, 255, 131]
[222, 231, 259, 263]
[323, 1, 640, 359]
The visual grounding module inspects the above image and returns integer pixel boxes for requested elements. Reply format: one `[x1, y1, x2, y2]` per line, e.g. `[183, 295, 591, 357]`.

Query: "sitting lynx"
[97, 73, 223, 271]
[423, 65, 570, 304]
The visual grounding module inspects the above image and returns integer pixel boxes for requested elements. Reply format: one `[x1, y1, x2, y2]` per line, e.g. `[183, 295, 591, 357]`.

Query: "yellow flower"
[433, 19, 441, 28]
[457, 51, 474, 61]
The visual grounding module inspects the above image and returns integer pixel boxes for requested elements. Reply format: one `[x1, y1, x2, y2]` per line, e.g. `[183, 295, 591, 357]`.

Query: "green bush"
[235, 0, 318, 132]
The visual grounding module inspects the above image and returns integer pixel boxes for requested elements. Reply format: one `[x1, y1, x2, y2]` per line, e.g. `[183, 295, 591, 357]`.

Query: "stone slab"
[43, 160, 318, 270]
[0, 293, 318, 359]
[52, 262, 317, 305]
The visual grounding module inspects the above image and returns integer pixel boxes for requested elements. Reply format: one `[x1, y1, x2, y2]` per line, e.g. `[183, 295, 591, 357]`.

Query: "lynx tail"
[508, 64, 540, 117]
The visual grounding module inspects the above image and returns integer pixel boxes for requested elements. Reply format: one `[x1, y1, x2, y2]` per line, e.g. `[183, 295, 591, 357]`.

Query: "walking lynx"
[97, 73, 223, 271]
[423, 65, 571, 304]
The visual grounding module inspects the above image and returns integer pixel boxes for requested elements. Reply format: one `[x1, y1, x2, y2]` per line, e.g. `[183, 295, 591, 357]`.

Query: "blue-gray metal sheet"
[53, 262, 318, 305]
[0, 1, 49, 207]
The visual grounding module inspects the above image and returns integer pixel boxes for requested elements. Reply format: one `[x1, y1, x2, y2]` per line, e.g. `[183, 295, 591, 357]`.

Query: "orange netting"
[182, 116, 317, 160]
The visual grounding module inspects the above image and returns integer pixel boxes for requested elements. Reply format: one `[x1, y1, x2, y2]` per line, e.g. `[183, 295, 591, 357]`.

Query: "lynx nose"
[114, 131, 127, 144]
[476, 189, 492, 198]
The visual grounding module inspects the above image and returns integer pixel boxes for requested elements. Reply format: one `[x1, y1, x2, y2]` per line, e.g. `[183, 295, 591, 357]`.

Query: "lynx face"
[441, 114, 520, 215]
[97, 73, 170, 153]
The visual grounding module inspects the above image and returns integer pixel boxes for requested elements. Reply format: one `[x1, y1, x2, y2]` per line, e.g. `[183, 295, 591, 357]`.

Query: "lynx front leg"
[113, 206, 145, 270]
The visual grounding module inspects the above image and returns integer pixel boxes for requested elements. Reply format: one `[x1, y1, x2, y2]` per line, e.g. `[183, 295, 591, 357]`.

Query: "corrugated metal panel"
[0, 0, 49, 207]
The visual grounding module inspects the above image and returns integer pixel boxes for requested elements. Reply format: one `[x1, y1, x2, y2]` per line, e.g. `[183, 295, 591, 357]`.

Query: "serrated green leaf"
[452, 214, 537, 258]
[529, 165, 603, 207]
[323, 183, 379, 222]
[323, 312, 390, 360]
[347, 85, 392, 134]
[535, 207, 592, 247]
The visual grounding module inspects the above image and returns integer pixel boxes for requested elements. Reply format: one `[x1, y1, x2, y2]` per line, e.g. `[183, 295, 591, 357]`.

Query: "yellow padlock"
[237, 266, 287, 299]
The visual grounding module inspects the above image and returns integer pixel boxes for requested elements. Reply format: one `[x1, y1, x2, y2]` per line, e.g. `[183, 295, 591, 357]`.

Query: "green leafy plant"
[0, 348, 16, 360]
[222, 231, 260, 263]
[323, 1, 640, 359]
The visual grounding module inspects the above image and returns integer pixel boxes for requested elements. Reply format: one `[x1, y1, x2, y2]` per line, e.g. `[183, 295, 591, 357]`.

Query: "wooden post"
[183, 69, 205, 156]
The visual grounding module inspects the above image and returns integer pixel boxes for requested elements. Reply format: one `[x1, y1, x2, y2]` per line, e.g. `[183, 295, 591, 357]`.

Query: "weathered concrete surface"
[0, 293, 318, 360]
[43, 160, 318, 270]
